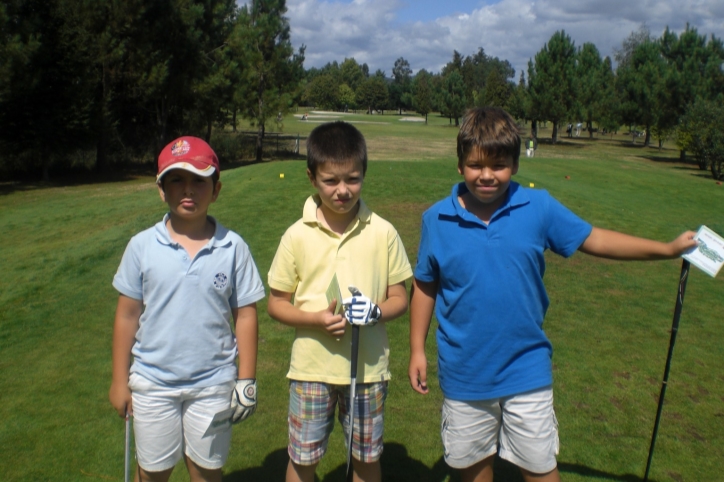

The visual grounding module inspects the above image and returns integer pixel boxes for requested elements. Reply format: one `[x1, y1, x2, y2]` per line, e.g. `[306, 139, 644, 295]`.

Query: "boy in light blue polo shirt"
[408, 108, 697, 482]
[109, 136, 265, 482]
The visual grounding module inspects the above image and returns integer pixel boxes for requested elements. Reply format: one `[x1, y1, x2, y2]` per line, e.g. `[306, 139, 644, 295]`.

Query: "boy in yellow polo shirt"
[267, 121, 413, 482]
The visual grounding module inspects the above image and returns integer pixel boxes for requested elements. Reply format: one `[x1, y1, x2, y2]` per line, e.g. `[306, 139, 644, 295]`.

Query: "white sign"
[682, 226, 724, 278]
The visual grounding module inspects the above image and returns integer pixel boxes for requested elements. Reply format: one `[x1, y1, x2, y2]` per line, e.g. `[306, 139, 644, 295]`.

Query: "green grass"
[1, 117, 723, 482]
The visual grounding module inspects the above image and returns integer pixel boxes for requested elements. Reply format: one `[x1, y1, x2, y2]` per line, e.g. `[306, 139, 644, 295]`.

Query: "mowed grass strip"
[0, 123, 722, 482]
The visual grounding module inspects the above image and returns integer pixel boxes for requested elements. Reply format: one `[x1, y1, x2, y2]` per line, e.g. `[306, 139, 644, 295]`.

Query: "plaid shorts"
[288, 380, 388, 465]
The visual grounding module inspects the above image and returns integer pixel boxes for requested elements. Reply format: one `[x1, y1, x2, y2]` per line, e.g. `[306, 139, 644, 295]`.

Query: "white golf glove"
[231, 378, 257, 423]
[343, 286, 381, 326]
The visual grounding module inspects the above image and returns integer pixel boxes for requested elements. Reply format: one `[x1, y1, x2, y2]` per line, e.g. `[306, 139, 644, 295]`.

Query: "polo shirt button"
[183, 256, 188, 260]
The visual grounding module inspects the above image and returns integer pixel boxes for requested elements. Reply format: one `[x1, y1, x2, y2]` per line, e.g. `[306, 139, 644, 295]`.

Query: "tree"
[441, 70, 466, 126]
[340, 57, 365, 91]
[616, 39, 666, 147]
[481, 68, 512, 108]
[356, 76, 388, 114]
[390, 57, 412, 114]
[338, 83, 355, 111]
[306, 74, 338, 110]
[233, 0, 305, 162]
[677, 99, 724, 179]
[528, 30, 577, 142]
[507, 71, 529, 123]
[576, 42, 605, 138]
[413, 69, 433, 123]
[614, 24, 653, 68]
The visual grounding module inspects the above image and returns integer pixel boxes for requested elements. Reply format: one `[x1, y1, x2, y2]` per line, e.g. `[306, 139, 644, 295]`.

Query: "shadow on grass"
[0, 156, 304, 196]
[558, 461, 655, 482]
[221, 445, 653, 482]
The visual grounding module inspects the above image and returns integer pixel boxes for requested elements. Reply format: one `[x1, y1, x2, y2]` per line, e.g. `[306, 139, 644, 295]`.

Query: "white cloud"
[282, 0, 724, 77]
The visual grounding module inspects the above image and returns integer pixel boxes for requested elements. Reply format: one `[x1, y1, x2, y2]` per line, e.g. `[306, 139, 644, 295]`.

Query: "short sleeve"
[267, 231, 299, 293]
[112, 237, 143, 300]
[231, 241, 266, 308]
[544, 195, 592, 258]
[413, 213, 439, 282]
[387, 230, 413, 286]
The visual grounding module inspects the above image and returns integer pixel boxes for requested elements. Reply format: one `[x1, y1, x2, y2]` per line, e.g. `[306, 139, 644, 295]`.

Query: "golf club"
[346, 286, 362, 479]
[125, 412, 131, 482]
[643, 259, 690, 481]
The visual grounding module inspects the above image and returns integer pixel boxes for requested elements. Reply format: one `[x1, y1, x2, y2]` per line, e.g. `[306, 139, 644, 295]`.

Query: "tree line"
[2, 2, 723, 181]
[1, 0, 304, 180]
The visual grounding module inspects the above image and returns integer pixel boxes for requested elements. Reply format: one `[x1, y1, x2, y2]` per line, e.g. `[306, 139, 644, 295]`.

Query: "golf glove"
[231, 378, 257, 423]
[343, 286, 381, 326]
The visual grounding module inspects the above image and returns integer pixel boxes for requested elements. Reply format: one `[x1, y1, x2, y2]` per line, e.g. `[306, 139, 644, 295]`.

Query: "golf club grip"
[350, 325, 360, 377]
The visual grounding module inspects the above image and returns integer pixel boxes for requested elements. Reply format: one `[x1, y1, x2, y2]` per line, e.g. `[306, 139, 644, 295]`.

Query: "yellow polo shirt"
[268, 195, 413, 384]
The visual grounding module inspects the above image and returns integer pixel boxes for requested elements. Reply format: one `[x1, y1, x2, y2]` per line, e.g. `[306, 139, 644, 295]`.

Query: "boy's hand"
[342, 286, 381, 326]
[109, 381, 133, 417]
[669, 230, 699, 256]
[231, 379, 257, 423]
[320, 300, 346, 337]
[408, 351, 429, 395]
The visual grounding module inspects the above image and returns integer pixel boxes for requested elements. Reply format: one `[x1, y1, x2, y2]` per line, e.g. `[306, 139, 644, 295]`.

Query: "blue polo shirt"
[113, 215, 265, 388]
[415, 182, 592, 400]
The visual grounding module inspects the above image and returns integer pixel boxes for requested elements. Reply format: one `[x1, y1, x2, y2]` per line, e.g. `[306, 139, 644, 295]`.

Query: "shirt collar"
[154, 213, 231, 248]
[440, 181, 529, 221]
[302, 194, 372, 226]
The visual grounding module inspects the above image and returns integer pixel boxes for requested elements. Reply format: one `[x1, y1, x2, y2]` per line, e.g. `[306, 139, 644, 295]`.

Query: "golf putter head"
[348, 285, 362, 297]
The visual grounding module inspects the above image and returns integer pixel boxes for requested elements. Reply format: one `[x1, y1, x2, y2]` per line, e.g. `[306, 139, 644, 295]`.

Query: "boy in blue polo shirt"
[408, 108, 697, 482]
[109, 136, 265, 482]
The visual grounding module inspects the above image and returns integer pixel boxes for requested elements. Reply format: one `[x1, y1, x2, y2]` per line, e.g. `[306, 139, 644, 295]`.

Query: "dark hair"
[306, 121, 367, 176]
[457, 107, 521, 169]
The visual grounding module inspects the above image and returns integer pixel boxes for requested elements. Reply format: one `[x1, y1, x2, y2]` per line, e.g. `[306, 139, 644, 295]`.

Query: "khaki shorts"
[442, 386, 559, 474]
[129, 373, 235, 472]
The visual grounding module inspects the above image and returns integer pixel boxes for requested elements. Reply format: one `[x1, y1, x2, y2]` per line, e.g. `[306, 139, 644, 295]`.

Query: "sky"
[258, 0, 724, 80]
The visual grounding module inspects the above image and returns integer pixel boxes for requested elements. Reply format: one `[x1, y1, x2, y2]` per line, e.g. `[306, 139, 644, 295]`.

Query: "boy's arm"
[234, 304, 258, 379]
[109, 294, 142, 418]
[376, 281, 408, 322]
[579, 227, 697, 260]
[408, 278, 437, 395]
[267, 288, 346, 338]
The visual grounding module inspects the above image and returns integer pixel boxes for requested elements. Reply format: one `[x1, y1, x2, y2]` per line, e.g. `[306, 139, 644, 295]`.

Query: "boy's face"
[307, 160, 364, 218]
[158, 169, 221, 221]
[458, 148, 518, 207]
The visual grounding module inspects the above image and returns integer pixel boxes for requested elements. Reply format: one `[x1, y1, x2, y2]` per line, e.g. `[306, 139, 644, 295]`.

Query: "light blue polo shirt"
[113, 214, 265, 388]
[415, 182, 592, 400]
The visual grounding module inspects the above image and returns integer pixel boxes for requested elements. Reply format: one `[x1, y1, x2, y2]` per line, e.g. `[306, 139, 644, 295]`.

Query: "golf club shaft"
[346, 325, 360, 478]
[643, 259, 689, 481]
[125, 412, 131, 482]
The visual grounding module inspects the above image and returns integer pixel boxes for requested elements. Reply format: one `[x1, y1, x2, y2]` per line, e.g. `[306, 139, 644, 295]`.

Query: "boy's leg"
[185, 456, 222, 482]
[520, 466, 560, 482]
[459, 455, 494, 482]
[498, 386, 559, 479]
[441, 398, 501, 482]
[339, 382, 388, 482]
[287, 381, 337, 482]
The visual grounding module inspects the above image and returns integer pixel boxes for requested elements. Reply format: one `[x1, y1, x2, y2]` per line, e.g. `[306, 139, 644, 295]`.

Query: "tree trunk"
[551, 122, 558, 144]
[531, 120, 537, 139]
[711, 160, 722, 180]
[255, 122, 264, 163]
[232, 108, 237, 133]
[643, 124, 651, 147]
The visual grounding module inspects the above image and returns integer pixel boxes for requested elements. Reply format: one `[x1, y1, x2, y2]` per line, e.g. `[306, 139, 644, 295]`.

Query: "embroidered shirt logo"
[171, 139, 191, 157]
[213, 272, 228, 289]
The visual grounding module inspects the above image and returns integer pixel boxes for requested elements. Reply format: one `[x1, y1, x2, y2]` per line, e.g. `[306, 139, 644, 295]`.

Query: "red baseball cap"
[157, 136, 220, 182]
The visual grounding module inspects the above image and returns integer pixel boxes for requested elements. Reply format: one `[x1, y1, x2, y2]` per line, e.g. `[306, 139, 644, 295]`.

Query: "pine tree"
[528, 30, 577, 143]
[232, 0, 305, 162]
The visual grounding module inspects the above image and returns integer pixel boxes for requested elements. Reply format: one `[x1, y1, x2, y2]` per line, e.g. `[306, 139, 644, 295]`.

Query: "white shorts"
[129, 373, 236, 472]
[441, 386, 559, 474]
